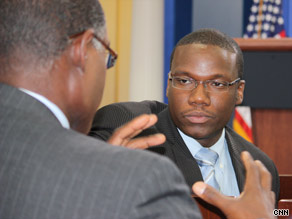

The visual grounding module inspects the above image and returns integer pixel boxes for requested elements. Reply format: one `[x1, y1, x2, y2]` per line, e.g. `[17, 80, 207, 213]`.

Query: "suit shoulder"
[61, 129, 176, 172]
[94, 100, 166, 121]
[90, 100, 167, 137]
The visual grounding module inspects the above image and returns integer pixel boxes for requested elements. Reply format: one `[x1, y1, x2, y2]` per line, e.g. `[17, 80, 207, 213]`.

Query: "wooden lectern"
[234, 38, 292, 174]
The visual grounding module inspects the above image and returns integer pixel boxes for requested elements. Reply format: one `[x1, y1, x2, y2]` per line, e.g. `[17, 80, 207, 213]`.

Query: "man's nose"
[188, 82, 211, 106]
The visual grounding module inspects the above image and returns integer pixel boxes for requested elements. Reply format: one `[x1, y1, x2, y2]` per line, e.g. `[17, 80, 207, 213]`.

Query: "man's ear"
[236, 80, 245, 105]
[70, 29, 95, 71]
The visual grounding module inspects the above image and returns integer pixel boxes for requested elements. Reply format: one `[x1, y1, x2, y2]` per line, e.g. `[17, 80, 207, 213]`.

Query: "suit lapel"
[156, 108, 203, 187]
[225, 127, 246, 192]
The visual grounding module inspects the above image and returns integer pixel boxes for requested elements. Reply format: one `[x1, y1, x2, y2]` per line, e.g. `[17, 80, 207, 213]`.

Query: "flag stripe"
[233, 119, 253, 143]
[233, 109, 253, 142]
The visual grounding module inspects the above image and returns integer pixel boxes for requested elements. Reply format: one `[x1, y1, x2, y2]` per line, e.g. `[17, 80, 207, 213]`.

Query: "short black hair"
[0, 0, 105, 71]
[170, 28, 244, 79]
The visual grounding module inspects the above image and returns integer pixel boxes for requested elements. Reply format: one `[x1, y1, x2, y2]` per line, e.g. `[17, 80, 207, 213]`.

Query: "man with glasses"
[0, 0, 276, 217]
[89, 29, 279, 200]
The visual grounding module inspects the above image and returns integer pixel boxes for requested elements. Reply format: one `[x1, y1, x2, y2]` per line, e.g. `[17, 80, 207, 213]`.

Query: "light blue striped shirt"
[178, 128, 240, 197]
[19, 88, 70, 129]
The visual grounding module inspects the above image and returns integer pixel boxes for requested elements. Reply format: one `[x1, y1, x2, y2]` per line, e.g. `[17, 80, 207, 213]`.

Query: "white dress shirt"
[19, 88, 70, 129]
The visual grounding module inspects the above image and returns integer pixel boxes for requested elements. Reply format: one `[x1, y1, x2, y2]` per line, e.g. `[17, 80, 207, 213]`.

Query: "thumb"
[192, 182, 231, 211]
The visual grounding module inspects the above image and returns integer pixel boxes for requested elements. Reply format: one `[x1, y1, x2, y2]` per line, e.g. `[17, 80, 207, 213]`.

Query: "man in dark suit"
[89, 29, 280, 200]
[0, 0, 276, 217]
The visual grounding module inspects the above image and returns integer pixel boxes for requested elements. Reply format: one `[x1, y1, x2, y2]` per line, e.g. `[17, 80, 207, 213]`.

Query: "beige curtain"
[99, 0, 133, 108]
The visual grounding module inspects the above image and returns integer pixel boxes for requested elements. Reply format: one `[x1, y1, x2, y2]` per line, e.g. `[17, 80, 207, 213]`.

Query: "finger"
[126, 134, 166, 149]
[117, 114, 157, 140]
[255, 160, 272, 191]
[192, 182, 232, 211]
[108, 114, 158, 145]
[241, 151, 260, 191]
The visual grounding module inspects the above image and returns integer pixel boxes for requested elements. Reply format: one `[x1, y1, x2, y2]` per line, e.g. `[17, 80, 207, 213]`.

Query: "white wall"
[129, 0, 164, 102]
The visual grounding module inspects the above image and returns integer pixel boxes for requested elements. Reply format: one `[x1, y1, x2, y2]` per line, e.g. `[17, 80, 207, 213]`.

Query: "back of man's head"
[0, 0, 108, 133]
[170, 28, 244, 79]
[0, 0, 105, 74]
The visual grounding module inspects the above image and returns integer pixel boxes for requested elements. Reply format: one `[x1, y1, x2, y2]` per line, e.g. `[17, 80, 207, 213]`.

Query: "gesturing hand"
[108, 114, 166, 149]
[192, 151, 276, 219]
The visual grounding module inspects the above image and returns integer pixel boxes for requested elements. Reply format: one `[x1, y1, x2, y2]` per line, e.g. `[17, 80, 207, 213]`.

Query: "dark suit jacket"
[89, 100, 280, 200]
[0, 84, 201, 219]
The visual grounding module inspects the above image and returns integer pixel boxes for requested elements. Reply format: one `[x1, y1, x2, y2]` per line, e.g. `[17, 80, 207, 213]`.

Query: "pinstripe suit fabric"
[0, 83, 201, 219]
[89, 100, 280, 201]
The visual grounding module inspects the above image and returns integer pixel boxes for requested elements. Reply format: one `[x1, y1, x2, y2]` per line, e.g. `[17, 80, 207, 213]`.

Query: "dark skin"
[166, 43, 245, 147]
[1, 29, 107, 134]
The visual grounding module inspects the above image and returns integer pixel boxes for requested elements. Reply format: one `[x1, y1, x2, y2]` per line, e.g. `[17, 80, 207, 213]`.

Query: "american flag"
[243, 0, 286, 39]
[233, 0, 287, 143]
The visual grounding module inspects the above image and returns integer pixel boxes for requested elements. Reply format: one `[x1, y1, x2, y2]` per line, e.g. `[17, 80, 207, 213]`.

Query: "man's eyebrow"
[172, 72, 231, 80]
[171, 71, 190, 76]
[208, 74, 226, 79]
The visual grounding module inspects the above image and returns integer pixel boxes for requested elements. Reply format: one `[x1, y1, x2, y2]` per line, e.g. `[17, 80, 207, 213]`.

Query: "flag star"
[251, 5, 258, 13]
[268, 5, 273, 12]
[278, 17, 284, 25]
[275, 0, 281, 5]
[266, 13, 272, 21]
[273, 6, 279, 14]
[263, 23, 270, 31]
[254, 0, 259, 3]
[247, 24, 254, 32]
[270, 25, 275, 32]
[252, 33, 259, 38]
[249, 15, 256, 22]
[261, 32, 268, 38]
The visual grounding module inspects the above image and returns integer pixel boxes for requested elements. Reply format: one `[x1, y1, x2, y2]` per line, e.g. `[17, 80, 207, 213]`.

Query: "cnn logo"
[273, 209, 289, 217]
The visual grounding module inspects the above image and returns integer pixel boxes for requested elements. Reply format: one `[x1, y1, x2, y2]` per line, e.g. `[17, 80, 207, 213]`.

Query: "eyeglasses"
[69, 31, 118, 69]
[93, 34, 118, 69]
[168, 73, 241, 93]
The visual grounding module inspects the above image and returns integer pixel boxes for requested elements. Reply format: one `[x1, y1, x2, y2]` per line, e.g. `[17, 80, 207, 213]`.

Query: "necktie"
[195, 147, 220, 190]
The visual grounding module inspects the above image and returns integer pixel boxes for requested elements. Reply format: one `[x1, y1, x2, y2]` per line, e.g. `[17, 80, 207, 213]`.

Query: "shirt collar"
[177, 128, 225, 157]
[19, 88, 70, 129]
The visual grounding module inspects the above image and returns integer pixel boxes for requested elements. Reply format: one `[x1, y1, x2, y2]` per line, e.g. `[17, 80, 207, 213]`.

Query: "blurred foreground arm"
[107, 114, 165, 149]
[192, 151, 275, 219]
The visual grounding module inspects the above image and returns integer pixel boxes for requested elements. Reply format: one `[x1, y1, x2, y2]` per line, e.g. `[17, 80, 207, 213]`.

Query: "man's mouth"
[183, 112, 213, 124]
